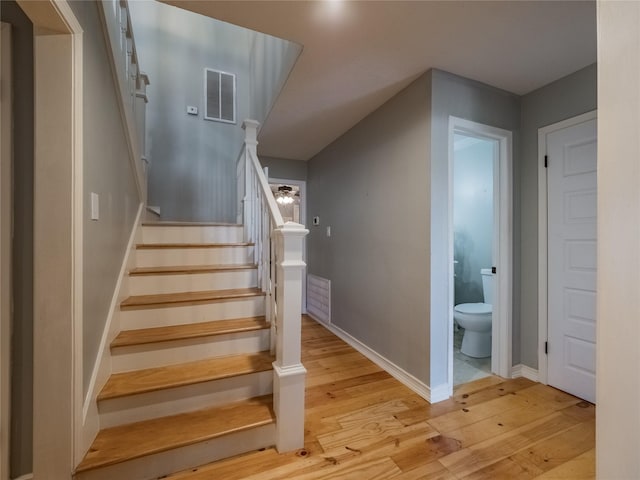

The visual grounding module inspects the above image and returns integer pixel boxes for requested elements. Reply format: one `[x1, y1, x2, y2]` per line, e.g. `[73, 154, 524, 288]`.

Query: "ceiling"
[162, 1, 597, 161]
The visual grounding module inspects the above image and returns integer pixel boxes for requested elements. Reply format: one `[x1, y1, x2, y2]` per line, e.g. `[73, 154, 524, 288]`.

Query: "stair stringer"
[79, 203, 144, 462]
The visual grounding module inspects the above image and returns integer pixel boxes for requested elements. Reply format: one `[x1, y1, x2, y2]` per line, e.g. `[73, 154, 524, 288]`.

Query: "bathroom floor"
[453, 327, 492, 386]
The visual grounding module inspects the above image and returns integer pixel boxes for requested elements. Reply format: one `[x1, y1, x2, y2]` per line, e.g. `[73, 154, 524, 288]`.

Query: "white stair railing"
[99, 0, 149, 204]
[237, 120, 309, 452]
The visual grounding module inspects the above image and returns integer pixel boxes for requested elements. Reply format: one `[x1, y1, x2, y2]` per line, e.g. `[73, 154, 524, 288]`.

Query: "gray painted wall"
[130, 2, 250, 222]
[429, 69, 521, 387]
[308, 74, 432, 384]
[519, 63, 597, 368]
[1, 2, 34, 477]
[306, 65, 596, 389]
[249, 34, 301, 127]
[68, 1, 141, 395]
[129, 2, 298, 222]
[261, 156, 308, 182]
[306, 70, 521, 388]
[453, 137, 494, 305]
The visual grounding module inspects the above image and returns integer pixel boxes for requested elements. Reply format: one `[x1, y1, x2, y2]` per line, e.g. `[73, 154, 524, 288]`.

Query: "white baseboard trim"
[511, 363, 539, 382]
[13, 474, 33, 480]
[428, 383, 451, 403]
[307, 314, 443, 403]
[80, 203, 144, 456]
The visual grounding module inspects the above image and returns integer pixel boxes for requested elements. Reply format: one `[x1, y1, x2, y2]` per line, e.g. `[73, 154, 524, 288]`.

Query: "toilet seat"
[454, 303, 492, 315]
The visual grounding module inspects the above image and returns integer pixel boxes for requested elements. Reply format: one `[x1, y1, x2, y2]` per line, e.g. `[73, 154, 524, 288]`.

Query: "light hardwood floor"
[167, 315, 595, 479]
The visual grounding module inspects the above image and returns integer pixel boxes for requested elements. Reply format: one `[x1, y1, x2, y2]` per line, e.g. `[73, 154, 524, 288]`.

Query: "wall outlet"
[186, 106, 198, 115]
[313, 216, 320, 225]
[90, 192, 99, 221]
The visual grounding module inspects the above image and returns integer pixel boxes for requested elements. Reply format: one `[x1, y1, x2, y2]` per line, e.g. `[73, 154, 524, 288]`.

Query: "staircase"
[75, 222, 279, 480]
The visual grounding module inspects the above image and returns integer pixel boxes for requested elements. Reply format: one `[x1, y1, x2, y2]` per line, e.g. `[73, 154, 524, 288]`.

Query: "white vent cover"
[307, 274, 331, 323]
[204, 68, 236, 124]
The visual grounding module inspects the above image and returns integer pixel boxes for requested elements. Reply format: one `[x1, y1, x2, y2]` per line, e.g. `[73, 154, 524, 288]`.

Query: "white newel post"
[240, 118, 307, 451]
[273, 222, 309, 452]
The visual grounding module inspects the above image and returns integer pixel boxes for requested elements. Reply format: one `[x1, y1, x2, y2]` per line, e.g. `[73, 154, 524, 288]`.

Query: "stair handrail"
[237, 120, 308, 453]
[98, 0, 149, 204]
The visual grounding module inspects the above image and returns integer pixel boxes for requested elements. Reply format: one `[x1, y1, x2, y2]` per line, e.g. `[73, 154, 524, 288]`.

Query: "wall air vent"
[204, 68, 236, 124]
[307, 274, 331, 324]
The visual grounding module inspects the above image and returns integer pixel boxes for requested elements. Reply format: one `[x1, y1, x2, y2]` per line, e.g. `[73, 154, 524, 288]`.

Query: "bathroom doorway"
[452, 133, 495, 385]
[448, 117, 513, 389]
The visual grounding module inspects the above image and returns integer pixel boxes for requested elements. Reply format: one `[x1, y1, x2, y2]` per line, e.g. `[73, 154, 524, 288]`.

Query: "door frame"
[16, 0, 84, 475]
[269, 177, 307, 313]
[0, 21, 12, 480]
[447, 116, 513, 388]
[537, 109, 597, 385]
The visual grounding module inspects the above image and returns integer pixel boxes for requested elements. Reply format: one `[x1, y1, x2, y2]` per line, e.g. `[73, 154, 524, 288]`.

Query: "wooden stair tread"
[111, 317, 269, 348]
[98, 351, 275, 401]
[121, 287, 264, 310]
[129, 263, 257, 276]
[76, 396, 274, 472]
[137, 242, 253, 249]
[142, 221, 242, 227]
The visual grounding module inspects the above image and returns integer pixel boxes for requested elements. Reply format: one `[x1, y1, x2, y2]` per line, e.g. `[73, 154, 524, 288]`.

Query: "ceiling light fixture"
[275, 185, 295, 205]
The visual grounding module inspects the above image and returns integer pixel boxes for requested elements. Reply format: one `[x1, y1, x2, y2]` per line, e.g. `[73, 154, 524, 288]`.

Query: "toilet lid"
[454, 303, 492, 315]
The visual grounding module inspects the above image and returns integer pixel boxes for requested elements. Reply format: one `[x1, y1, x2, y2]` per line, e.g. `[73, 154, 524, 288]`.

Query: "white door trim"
[447, 116, 513, 389]
[537, 110, 597, 385]
[0, 21, 12, 480]
[269, 177, 307, 314]
[17, 0, 84, 475]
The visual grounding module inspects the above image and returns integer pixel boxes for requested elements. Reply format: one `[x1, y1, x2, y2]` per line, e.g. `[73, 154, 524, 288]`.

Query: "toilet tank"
[481, 268, 494, 305]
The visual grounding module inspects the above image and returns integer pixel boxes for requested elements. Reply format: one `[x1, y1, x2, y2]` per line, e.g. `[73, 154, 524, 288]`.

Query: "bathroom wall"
[453, 136, 494, 305]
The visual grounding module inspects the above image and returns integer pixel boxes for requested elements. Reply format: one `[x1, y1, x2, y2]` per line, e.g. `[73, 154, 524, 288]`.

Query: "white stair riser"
[98, 371, 273, 428]
[111, 330, 270, 372]
[129, 269, 257, 295]
[135, 247, 253, 268]
[141, 225, 244, 244]
[121, 297, 265, 329]
[74, 423, 275, 480]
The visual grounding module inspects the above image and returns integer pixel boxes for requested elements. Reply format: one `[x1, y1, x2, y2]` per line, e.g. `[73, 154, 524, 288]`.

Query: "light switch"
[313, 216, 320, 225]
[186, 106, 198, 115]
[326, 226, 331, 237]
[91, 192, 99, 221]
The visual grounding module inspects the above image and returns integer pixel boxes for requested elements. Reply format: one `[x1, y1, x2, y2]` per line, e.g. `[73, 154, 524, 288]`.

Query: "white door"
[547, 117, 597, 403]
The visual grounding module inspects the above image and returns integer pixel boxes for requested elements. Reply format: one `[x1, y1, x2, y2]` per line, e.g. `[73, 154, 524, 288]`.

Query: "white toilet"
[454, 268, 494, 358]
